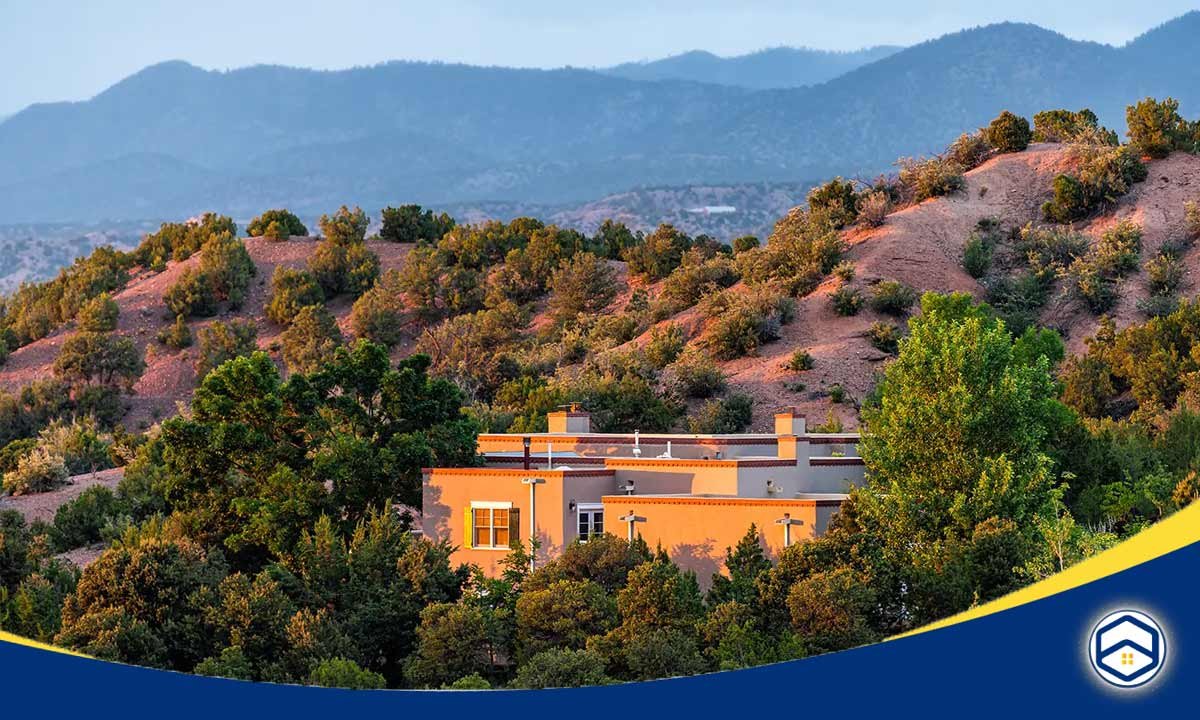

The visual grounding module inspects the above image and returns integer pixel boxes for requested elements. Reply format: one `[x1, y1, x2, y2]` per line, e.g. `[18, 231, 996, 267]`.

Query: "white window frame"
[470, 501, 513, 550]
[576, 503, 604, 542]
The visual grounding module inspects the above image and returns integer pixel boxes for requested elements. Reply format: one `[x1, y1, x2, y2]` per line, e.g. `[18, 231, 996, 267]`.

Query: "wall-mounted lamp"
[568, 499, 577, 512]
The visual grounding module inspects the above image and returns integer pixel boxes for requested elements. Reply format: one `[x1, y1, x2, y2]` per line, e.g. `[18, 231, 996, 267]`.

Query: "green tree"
[53, 331, 144, 390]
[77, 293, 119, 332]
[319, 206, 369, 246]
[379, 204, 454, 244]
[512, 648, 611, 689]
[1126, 97, 1188, 159]
[247, 209, 308, 239]
[266, 267, 324, 325]
[349, 271, 407, 347]
[515, 578, 617, 661]
[708, 525, 771, 606]
[194, 319, 258, 378]
[405, 603, 503, 687]
[308, 657, 386, 689]
[983, 110, 1032, 153]
[547, 252, 618, 326]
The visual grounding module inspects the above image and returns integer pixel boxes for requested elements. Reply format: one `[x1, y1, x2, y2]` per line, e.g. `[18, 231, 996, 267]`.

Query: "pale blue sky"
[1, 0, 1197, 116]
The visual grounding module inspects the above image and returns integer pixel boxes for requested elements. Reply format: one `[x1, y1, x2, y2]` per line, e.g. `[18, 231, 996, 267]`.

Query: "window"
[577, 503, 604, 541]
[470, 503, 514, 549]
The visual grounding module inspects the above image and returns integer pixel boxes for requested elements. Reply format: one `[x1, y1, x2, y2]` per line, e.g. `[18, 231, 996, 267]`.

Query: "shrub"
[163, 267, 217, 318]
[512, 648, 610, 689]
[962, 235, 992, 278]
[50, 485, 125, 551]
[667, 351, 726, 399]
[687, 394, 753, 434]
[194, 320, 258, 378]
[1042, 175, 1088, 223]
[829, 286, 862, 316]
[856, 189, 890, 228]
[831, 261, 855, 283]
[786, 349, 814, 372]
[1032, 109, 1110, 143]
[134, 212, 236, 268]
[898, 155, 966, 202]
[739, 209, 844, 296]
[35, 418, 112, 475]
[349, 271, 407, 347]
[77, 294, 119, 332]
[1138, 294, 1179, 318]
[1145, 254, 1184, 296]
[623, 224, 692, 281]
[0, 439, 36, 475]
[0, 336, 8, 367]
[281, 306, 343, 374]
[307, 658, 386, 690]
[199, 233, 256, 309]
[266, 267, 324, 325]
[658, 251, 738, 314]
[3, 445, 68, 495]
[1092, 221, 1142, 278]
[828, 384, 846, 404]
[946, 132, 991, 171]
[1071, 265, 1117, 314]
[701, 290, 794, 360]
[53, 332, 144, 390]
[731, 235, 760, 254]
[247, 209, 308, 239]
[868, 281, 917, 316]
[644, 324, 685, 368]
[806, 178, 858, 228]
[156, 315, 192, 350]
[1187, 201, 1200, 239]
[548, 253, 618, 326]
[318, 206, 369, 246]
[867, 322, 901, 354]
[983, 111, 1032, 153]
[1126, 97, 1195, 159]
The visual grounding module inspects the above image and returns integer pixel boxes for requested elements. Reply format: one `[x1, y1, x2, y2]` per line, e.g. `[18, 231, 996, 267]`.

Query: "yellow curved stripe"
[0, 629, 83, 655]
[892, 501, 1200, 640]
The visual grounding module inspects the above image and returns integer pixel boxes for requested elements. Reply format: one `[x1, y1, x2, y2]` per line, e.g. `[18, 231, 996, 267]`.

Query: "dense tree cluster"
[247, 209, 308, 240]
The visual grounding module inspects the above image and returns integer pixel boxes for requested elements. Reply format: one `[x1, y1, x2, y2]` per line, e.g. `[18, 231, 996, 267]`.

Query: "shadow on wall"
[671, 540, 720, 587]
[425, 482, 450, 540]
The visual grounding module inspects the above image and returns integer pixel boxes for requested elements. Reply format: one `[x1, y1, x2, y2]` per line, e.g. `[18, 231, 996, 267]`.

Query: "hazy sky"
[1, 0, 1196, 116]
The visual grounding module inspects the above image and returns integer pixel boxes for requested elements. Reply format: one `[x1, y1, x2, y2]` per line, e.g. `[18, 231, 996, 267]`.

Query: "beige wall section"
[422, 468, 616, 576]
[600, 495, 843, 586]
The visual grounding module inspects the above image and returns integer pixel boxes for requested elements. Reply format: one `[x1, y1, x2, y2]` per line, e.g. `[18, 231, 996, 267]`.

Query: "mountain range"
[0, 12, 1198, 224]
[600, 46, 901, 88]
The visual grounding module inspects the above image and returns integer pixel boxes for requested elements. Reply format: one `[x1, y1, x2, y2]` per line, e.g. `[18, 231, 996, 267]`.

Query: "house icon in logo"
[1088, 610, 1166, 688]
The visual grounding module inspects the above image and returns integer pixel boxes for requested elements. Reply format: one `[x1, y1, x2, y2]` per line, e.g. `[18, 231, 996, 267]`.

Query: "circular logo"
[1088, 609, 1166, 688]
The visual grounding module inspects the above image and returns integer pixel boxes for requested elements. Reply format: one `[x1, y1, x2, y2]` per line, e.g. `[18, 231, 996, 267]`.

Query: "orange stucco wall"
[599, 495, 842, 584]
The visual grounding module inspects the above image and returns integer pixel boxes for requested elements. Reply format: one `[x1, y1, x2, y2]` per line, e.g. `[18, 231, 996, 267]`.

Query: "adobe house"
[421, 407, 866, 580]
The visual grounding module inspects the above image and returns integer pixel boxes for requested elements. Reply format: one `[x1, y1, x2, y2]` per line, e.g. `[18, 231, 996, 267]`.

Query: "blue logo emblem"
[1088, 610, 1166, 688]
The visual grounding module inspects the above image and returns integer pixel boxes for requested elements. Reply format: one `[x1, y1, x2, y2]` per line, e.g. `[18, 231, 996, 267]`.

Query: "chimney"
[774, 408, 806, 437]
[548, 403, 591, 434]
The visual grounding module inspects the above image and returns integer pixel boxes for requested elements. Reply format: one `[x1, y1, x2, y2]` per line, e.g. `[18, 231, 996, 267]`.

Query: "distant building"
[685, 205, 737, 215]
[422, 407, 865, 579]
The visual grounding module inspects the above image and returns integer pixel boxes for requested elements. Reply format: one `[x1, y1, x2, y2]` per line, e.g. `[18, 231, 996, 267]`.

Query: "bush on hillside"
[829, 286, 863, 317]
[53, 332, 144, 390]
[946, 133, 991, 171]
[983, 111, 1032, 153]
[643, 324, 685, 369]
[1032, 109, 1112, 144]
[622, 224, 693, 282]
[897, 155, 966, 203]
[731, 235, 760, 254]
[806, 178, 859, 228]
[700, 289, 794, 360]
[281, 306, 343, 374]
[194, 320, 258, 378]
[687, 394, 753, 434]
[247, 209, 308, 239]
[163, 267, 218, 318]
[156, 315, 192, 350]
[665, 351, 726, 399]
[50, 485, 126, 551]
[318, 205, 369, 246]
[867, 321, 901, 354]
[1126, 97, 1198, 159]
[266, 267, 324, 325]
[1186, 201, 1200, 239]
[3, 445, 68, 495]
[379, 205, 455, 244]
[856, 189, 891, 228]
[962, 234, 993, 278]
[349, 270, 407, 347]
[786, 349, 814, 372]
[77, 294, 119, 332]
[868, 281, 918, 316]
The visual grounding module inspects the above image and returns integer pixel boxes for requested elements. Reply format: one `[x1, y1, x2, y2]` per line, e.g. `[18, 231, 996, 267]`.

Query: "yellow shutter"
[463, 507, 473, 549]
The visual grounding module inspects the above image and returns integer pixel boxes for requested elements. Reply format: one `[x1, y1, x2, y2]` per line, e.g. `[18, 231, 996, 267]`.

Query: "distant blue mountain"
[602, 46, 902, 89]
[0, 13, 1198, 222]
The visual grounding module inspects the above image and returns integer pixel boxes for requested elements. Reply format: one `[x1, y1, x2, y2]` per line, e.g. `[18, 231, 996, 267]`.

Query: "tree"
[513, 648, 611, 689]
[983, 110, 1032, 153]
[318, 206, 369, 246]
[379, 205, 454, 244]
[857, 293, 1061, 625]
[1126, 97, 1187, 159]
[199, 232, 256, 309]
[547, 252, 618, 326]
[405, 603, 502, 687]
[593, 219, 640, 260]
[247, 209, 308, 239]
[806, 178, 859, 228]
[349, 270, 407, 347]
[281, 305, 343, 375]
[77, 293, 119, 332]
[266, 267, 324, 325]
[622, 224, 692, 281]
[786, 567, 879, 653]
[194, 319, 258, 378]
[524, 534, 648, 594]
[515, 578, 617, 661]
[163, 267, 218, 318]
[53, 331, 144, 390]
[707, 525, 771, 606]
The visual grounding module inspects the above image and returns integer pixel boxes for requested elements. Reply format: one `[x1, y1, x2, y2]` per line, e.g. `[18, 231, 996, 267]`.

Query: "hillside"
[4, 143, 1199, 432]
[601, 46, 901, 88]
[1, 14, 1199, 222]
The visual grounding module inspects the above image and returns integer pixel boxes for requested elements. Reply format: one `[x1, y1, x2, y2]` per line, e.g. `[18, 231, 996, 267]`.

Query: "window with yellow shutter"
[469, 502, 515, 549]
